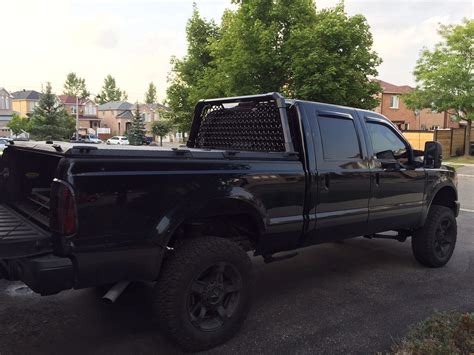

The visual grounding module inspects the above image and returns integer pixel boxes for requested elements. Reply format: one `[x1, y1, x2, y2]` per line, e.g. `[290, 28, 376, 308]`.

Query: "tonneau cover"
[4, 141, 297, 160]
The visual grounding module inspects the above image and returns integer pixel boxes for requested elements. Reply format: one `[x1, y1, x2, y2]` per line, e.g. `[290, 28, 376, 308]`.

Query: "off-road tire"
[412, 205, 457, 267]
[154, 236, 253, 352]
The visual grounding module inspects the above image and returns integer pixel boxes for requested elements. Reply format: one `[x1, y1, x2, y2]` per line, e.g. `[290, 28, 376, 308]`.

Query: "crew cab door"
[306, 106, 371, 242]
[362, 115, 425, 232]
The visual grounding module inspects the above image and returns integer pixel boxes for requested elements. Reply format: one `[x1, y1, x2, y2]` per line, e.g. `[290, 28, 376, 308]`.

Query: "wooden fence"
[402, 131, 434, 150]
[402, 127, 472, 156]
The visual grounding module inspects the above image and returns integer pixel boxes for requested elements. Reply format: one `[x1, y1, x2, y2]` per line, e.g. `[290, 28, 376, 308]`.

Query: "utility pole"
[76, 95, 79, 139]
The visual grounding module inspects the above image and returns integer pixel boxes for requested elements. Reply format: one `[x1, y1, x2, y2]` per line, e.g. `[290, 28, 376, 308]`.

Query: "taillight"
[50, 179, 77, 236]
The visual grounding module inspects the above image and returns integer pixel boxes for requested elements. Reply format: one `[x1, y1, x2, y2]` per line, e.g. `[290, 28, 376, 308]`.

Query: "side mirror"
[376, 149, 401, 171]
[424, 141, 442, 168]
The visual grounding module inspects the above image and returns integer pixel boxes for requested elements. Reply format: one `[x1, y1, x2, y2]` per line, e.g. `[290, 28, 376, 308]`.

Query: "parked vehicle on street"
[0, 138, 9, 156]
[0, 93, 459, 351]
[70, 134, 103, 144]
[106, 136, 129, 145]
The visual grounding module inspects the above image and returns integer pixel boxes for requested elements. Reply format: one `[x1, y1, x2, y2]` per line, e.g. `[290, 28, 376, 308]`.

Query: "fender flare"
[154, 192, 268, 250]
[420, 182, 458, 226]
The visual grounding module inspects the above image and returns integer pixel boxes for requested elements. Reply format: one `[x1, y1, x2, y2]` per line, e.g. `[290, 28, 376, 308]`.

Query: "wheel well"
[168, 214, 260, 252]
[431, 186, 457, 214]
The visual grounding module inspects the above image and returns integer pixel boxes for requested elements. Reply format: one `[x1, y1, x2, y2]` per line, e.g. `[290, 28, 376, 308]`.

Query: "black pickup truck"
[0, 93, 459, 351]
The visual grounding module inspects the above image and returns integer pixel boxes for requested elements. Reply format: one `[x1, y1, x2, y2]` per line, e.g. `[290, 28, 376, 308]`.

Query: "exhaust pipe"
[101, 281, 130, 304]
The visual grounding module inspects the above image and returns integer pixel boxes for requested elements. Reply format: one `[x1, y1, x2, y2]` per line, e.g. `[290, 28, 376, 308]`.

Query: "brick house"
[373, 80, 458, 130]
[98, 101, 134, 136]
[0, 88, 14, 137]
[139, 103, 172, 138]
[11, 90, 42, 117]
[58, 95, 101, 135]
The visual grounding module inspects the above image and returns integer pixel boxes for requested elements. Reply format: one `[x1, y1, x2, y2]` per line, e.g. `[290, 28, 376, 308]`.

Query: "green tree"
[128, 103, 146, 145]
[145, 82, 158, 104]
[166, 4, 219, 132]
[151, 120, 172, 146]
[286, 3, 381, 108]
[96, 75, 125, 104]
[29, 83, 75, 141]
[166, 1, 382, 132]
[7, 113, 30, 135]
[404, 19, 473, 155]
[63, 72, 90, 98]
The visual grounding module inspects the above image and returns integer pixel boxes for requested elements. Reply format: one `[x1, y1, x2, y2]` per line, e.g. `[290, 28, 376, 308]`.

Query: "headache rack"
[187, 92, 294, 153]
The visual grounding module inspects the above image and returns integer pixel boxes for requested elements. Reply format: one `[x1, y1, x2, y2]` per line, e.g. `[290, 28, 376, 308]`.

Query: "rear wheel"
[154, 236, 253, 352]
[412, 205, 457, 267]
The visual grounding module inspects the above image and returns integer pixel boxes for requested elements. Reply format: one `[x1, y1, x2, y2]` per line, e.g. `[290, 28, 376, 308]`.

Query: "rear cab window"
[317, 115, 361, 160]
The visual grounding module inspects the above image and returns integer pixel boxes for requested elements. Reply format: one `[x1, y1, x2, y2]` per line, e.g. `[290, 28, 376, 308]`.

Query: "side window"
[318, 116, 361, 160]
[367, 122, 408, 164]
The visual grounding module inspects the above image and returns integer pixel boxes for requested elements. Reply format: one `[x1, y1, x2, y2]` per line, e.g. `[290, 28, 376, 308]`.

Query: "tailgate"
[0, 204, 51, 259]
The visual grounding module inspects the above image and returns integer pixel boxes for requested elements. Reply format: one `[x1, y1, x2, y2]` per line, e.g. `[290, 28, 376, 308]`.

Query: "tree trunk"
[160, 136, 163, 146]
[464, 119, 472, 156]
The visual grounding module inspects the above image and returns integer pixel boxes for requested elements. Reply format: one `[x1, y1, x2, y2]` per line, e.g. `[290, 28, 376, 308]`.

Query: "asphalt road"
[0, 171, 473, 355]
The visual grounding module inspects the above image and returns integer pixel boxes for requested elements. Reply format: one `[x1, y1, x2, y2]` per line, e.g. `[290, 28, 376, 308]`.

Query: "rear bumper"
[10, 254, 74, 296]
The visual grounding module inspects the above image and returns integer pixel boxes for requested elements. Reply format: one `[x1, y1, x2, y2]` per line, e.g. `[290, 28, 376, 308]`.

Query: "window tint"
[318, 116, 361, 160]
[367, 122, 408, 163]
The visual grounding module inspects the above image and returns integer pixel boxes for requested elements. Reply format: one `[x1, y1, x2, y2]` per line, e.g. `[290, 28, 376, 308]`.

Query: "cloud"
[0, 0, 471, 102]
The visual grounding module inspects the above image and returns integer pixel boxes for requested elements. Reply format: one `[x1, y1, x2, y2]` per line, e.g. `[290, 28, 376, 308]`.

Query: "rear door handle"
[321, 175, 330, 190]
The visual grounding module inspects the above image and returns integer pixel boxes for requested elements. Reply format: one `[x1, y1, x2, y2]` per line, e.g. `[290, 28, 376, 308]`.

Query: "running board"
[364, 232, 408, 242]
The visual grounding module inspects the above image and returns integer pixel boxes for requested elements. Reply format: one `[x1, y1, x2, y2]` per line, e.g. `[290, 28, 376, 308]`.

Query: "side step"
[364, 231, 409, 242]
[263, 252, 298, 264]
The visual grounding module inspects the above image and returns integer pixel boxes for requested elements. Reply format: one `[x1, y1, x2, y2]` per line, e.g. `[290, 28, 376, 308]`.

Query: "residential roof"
[98, 101, 133, 111]
[58, 95, 92, 105]
[375, 80, 413, 94]
[116, 110, 134, 119]
[145, 103, 171, 111]
[0, 88, 13, 97]
[12, 90, 43, 100]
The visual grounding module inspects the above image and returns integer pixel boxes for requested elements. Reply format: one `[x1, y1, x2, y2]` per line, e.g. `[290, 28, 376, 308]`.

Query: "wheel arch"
[421, 184, 458, 225]
[155, 196, 267, 251]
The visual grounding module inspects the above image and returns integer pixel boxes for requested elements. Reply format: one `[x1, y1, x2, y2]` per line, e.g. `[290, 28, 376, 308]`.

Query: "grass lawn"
[444, 155, 474, 165]
[392, 311, 474, 354]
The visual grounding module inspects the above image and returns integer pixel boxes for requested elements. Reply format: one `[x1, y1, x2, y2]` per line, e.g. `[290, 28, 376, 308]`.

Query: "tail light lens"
[50, 179, 77, 236]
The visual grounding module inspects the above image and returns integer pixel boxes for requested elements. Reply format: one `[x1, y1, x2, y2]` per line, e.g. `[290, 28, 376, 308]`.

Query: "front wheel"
[154, 236, 253, 351]
[412, 205, 457, 267]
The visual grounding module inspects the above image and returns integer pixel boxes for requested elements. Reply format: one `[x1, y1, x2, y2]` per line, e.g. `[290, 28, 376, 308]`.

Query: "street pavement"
[0, 172, 473, 354]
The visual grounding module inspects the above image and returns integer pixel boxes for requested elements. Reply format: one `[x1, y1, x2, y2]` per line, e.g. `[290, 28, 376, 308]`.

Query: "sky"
[1, 0, 472, 103]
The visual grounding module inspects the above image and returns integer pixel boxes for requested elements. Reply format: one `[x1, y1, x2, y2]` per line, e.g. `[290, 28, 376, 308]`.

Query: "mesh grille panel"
[195, 101, 286, 152]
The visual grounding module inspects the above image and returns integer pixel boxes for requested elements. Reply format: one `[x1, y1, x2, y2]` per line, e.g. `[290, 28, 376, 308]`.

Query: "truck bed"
[0, 204, 51, 259]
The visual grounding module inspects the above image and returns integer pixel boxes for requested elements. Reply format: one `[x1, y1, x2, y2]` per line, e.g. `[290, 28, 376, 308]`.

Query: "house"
[98, 101, 134, 136]
[0, 88, 14, 137]
[58, 95, 100, 135]
[139, 103, 171, 135]
[139, 103, 185, 143]
[373, 80, 458, 130]
[11, 90, 43, 117]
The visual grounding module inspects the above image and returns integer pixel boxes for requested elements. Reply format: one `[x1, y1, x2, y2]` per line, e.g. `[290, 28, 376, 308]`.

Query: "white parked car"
[0, 138, 10, 156]
[106, 136, 129, 145]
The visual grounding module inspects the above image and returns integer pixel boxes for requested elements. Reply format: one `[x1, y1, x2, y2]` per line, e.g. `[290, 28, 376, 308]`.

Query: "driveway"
[0, 175, 473, 354]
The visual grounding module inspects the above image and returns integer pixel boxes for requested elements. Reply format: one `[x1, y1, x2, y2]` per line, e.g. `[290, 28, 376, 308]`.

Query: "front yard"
[444, 156, 474, 165]
[393, 312, 474, 354]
